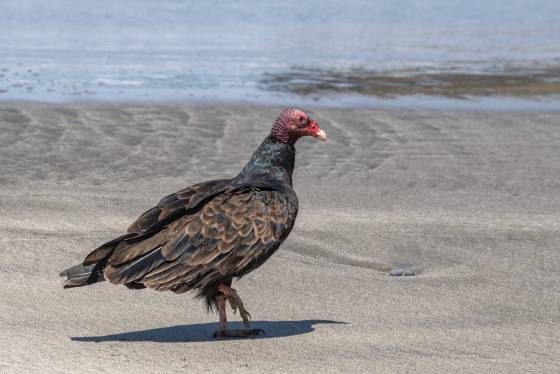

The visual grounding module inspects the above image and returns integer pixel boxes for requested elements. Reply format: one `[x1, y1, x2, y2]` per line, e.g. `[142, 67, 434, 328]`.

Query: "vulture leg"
[212, 284, 264, 339]
[218, 284, 252, 326]
[217, 294, 228, 329]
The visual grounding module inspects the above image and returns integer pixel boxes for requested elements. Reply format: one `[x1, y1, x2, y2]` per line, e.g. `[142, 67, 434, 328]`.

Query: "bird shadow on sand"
[71, 319, 346, 343]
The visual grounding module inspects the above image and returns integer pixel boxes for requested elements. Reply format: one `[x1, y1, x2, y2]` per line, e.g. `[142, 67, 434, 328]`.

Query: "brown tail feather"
[60, 261, 106, 288]
[83, 233, 136, 266]
[61, 233, 135, 288]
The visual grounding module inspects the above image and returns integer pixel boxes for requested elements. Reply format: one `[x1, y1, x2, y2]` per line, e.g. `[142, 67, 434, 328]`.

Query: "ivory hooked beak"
[314, 129, 327, 141]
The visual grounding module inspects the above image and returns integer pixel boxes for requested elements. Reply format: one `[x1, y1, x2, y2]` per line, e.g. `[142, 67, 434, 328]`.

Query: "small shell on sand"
[389, 268, 416, 276]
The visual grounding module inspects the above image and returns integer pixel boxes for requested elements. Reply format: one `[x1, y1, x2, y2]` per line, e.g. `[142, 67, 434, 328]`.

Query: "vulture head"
[271, 108, 327, 144]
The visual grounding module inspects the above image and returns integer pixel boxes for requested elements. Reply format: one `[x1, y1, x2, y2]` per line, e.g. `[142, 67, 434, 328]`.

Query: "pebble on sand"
[389, 268, 416, 276]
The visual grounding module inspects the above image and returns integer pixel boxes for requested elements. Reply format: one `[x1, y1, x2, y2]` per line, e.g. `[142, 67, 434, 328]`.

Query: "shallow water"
[1, 0, 559, 106]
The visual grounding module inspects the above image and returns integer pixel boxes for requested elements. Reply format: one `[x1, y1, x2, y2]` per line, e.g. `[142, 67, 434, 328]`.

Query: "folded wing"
[82, 179, 230, 266]
[102, 187, 297, 293]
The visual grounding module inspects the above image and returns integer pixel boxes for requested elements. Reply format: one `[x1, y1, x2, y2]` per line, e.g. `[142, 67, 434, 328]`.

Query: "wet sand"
[1, 104, 559, 373]
[262, 66, 560, 98]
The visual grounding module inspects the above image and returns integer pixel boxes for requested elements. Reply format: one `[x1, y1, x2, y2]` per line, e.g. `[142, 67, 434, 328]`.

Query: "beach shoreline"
[1, 103, 559, 373]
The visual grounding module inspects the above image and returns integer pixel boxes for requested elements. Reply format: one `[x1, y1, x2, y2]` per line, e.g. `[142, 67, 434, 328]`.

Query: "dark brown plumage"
[60, 108, 326, 337]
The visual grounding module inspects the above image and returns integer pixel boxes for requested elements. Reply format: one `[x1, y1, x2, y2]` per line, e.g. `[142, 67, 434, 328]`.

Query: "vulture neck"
[239, 136, 295, 187]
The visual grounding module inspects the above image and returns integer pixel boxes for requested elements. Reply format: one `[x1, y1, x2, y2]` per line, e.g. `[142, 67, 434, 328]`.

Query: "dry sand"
[1, 104, 559, 373]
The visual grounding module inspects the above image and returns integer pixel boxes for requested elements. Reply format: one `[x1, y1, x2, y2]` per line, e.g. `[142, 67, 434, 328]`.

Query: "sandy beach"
[1, 103, 559, 373]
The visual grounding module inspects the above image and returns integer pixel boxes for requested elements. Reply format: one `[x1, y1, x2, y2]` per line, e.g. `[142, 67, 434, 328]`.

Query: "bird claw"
[239, 308, 251, 327]
[212, 328, 265, 339]
[226, 294, 251, 326]
[219, 284, 253, 328]
[227, 297, 238, 314]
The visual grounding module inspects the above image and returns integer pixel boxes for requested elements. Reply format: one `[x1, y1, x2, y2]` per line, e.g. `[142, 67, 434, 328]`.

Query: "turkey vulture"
[60, 108, 326, 338]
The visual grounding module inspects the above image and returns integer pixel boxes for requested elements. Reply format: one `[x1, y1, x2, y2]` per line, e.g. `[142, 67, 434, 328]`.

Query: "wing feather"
[104, 246, 167, 284]
[103, 186, 297, 293]
[126, 179, 230, 234]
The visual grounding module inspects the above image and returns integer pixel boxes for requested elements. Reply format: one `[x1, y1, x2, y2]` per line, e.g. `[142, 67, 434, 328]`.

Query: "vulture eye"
[297, 115, 308, 128]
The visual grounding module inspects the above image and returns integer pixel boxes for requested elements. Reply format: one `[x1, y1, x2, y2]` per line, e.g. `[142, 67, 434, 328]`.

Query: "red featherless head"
[271, 108, 327, 144]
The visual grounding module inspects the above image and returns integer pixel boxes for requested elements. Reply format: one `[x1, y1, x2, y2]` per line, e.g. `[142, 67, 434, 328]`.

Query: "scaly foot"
[218, 284, 252, 327]
[212, 328, 265, 339]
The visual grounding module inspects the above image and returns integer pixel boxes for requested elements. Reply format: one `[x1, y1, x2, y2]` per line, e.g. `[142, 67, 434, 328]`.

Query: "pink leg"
[212, 284, 264, 339]
[216, 295, 228, 329]
[217, 284, 251, 327]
